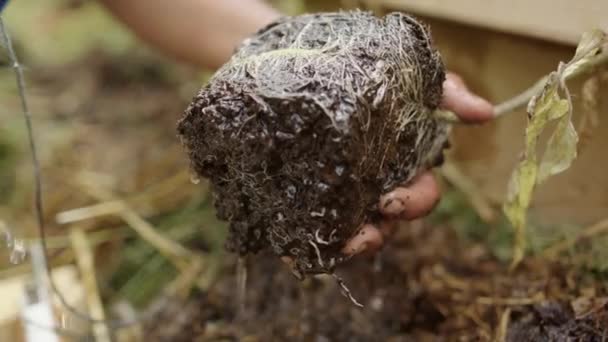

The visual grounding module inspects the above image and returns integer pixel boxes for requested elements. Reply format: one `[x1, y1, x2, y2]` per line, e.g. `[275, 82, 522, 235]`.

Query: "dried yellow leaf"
[503, 29, 607, 269]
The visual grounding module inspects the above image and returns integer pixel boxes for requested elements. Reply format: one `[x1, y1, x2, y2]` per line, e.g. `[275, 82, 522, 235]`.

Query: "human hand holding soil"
[101, 0, 494, 270]
[342, 73, 494, 257]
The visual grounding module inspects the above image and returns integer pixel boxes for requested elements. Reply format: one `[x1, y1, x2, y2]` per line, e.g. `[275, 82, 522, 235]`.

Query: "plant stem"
[436, 49, 608, 123]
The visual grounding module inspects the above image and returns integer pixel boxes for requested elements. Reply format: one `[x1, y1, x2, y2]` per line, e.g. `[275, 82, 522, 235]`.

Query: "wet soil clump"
[178, 11, 448, 276]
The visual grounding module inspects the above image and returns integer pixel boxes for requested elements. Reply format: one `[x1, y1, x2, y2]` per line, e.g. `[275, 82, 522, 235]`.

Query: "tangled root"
[178, 11, 449, 276]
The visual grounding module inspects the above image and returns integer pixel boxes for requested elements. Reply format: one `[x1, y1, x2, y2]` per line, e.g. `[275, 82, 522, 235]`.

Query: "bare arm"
[99, 0, 281, 69]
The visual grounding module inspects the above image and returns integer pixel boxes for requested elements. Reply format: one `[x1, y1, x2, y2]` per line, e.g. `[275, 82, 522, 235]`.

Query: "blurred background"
[0, 0, 607, 341]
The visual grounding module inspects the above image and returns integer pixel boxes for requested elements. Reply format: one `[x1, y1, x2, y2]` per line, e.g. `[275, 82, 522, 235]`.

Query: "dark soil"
[178, 11, 448, 276]
[508, 299, 608, 341]
[144, 223, 608, 342]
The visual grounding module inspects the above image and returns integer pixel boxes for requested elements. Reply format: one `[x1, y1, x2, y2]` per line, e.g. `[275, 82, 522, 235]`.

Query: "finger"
[446, 72, 466, 88]
[342, 224, 384, 256]
[441, 73, 494, 123]
[379, 171, 441, 220]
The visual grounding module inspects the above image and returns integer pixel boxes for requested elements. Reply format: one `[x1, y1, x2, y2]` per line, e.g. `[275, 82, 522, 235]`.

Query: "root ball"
[178, 11, 449, 276]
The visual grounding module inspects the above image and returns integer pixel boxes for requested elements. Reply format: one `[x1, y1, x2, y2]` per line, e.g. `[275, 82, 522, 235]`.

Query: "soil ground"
[145, 221, 608, 341]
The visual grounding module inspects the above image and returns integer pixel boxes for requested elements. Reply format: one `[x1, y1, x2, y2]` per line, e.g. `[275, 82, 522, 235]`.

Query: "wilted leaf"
[565, 30, 606, 79]
[503, 157, 537, 267]
[503, 29, 607, 269]
[504, 80, 568, 267]
[504, 158, 537, 228]
[538, 118, 578, 183]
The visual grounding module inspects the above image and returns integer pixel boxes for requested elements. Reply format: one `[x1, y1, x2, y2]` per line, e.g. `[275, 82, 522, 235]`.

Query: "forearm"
[100, 0, 281, 69]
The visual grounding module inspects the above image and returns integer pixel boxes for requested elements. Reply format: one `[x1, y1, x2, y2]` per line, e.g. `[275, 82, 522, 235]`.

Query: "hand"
[342, 73, 494, 256]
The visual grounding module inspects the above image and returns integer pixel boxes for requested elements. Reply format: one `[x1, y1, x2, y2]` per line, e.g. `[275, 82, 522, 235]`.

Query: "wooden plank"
[362, 0, 608, 45]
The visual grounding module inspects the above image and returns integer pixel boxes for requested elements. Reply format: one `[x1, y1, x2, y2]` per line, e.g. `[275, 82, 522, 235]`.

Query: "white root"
[329, 229, 337, 243]
[308, 240, 324, 268]
[314, 228, 330, 245]
[332, 273, 364, 308]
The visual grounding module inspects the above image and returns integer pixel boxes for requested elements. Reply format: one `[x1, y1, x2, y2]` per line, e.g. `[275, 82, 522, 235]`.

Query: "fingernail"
[381, 195, 406, 216]
[343, 241, 368, 256]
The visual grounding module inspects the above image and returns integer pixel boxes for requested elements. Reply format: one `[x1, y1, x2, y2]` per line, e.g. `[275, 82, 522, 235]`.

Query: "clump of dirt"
[178, 11, 448, 276]
[508, 299, 608, 341]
